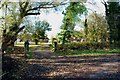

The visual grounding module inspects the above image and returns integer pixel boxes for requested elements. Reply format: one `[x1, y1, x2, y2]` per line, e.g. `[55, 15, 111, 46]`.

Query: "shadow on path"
[20, 46, 120, 79]
[5, 47, 120, 80]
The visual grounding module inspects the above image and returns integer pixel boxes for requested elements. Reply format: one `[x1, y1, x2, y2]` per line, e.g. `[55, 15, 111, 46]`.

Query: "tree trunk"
[1, 42, 7, 53]
[35, 41, 38, 45]
[34, 39, 38, 45]
[2, 34, 17, 53]
[2, 25, 25, 53]
[62, 34, 66, 45]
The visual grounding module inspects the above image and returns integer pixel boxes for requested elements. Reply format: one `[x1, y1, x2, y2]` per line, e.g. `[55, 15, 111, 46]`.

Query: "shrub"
[57, 42, 109, 51]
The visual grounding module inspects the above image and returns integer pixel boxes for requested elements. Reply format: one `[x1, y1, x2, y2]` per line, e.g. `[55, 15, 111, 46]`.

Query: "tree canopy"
[102, 1, 120, 48]
[84, 13, 109, 44]
[58, 2, 86, 44]
[32, 20, 51, 44]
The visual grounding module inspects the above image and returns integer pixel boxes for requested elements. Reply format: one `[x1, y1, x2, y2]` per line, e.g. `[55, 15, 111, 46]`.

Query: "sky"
[0, 0, 106, 39]
[37, 11, 64, 39]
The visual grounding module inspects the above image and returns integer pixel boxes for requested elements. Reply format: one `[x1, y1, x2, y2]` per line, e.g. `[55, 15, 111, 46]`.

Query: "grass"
[15, 42, 51, 45]
[14, 43, 50, 58]
[54, 48, 120, 56]
[15, 42, 51, 51]
[14, 43, 120, 56]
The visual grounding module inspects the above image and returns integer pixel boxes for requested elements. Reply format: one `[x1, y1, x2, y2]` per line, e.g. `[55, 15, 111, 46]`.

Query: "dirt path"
[21, 46, 120, 79]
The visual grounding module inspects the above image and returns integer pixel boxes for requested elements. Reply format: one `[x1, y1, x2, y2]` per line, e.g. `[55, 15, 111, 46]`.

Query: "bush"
[57, 42, 109, 51]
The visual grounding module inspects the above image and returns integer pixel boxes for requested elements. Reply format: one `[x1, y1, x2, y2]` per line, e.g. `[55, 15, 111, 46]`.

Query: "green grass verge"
[15, 42, 51, 45]
[54, 48, 120, 56]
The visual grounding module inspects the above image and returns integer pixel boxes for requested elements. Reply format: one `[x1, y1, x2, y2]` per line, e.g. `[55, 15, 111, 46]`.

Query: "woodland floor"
[2, 46, 120, 80]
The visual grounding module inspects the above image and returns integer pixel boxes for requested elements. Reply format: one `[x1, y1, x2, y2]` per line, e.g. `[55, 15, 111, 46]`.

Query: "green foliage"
[32, 20, 51, 44]
[18, 32, 32, 41]
[58, 2, 86, 44]
[18, 17, 35, 41]
[18, 20, 51, 42]
[85, 13, 109, 43]
[71, 30, 84, 40]
[54, 48, 120, 56]
[1, 2, 20, 35]
[62, 2, 87, 29]
[104, 2, 120, 48]
[57, 42, 109, 51]
[57, 30, 72, 44]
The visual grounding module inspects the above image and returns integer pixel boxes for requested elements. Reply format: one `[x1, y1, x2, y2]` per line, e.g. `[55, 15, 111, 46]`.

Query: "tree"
[102, 0, 120, 48]
[17, 17, 34, 41]
[72, 30, 84, 41]
[59, 2, 86, 45]
[32, 20, 51, 45]
[1, 1, 66, 52]
[84, 13, 109, 45]
[57, 30, 72, 44]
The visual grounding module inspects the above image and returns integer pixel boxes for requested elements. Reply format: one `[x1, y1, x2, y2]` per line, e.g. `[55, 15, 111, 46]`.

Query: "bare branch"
[15, 26, 25, 35]
[25, 12, 40, 16]
[24, 2, 29, 10]
[27, 6, 55, 12]
[19, 2, 24, 9]
[101, 0, 106, 5]
[101, 0, 108, 16]
[26, 2, 67, 13]
[26, 2, 51, 12]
